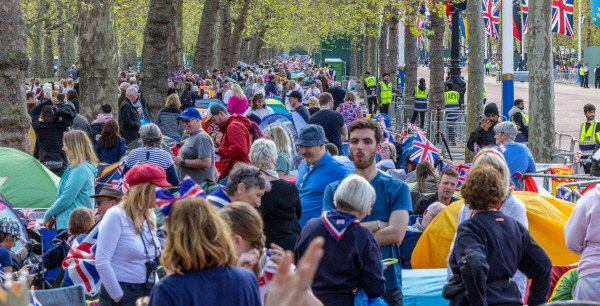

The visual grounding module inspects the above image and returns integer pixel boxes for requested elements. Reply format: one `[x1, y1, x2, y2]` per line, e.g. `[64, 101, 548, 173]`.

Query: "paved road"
[416, 66, 596, 142]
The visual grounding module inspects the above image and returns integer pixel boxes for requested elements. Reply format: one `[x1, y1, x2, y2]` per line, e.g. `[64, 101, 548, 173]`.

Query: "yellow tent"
[411, 191, 580, 269]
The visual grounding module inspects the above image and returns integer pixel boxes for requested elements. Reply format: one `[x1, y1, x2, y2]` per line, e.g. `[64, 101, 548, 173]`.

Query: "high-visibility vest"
[397, 75, 402, 91]
[379, 81, 392, 104]
[414, 88, 428, 112]
[444, 91, 459, 121]
[580, 67, 585, 76]
[486, 62, 491, 69]
[483, 86, 487, 103]
[579, 121, 598, 152]
[365, 76, 377, 96]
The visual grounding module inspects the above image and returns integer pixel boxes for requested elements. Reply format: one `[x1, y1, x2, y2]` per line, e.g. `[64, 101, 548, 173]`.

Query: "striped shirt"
[125, 147, 174, 170]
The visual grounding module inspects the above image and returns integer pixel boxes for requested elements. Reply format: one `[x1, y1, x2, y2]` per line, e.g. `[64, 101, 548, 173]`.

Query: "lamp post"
[445, 1, 466, 109]
[502, 0, 514, 119]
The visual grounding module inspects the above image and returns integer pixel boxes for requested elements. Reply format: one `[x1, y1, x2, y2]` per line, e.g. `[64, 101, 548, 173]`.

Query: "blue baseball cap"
[178, 107, 201, 120]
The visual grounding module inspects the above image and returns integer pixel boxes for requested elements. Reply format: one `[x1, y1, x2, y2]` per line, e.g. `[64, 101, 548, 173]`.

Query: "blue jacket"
[96, 137, 126, 164]
[45, 162, 98, 230]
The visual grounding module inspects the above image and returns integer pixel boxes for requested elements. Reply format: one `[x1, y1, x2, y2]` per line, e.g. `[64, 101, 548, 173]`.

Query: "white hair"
[493, 121, 518, 140]
[126, 86, 138, 97]
[249, 138, 278, 170]
[334, 175, 376, 215]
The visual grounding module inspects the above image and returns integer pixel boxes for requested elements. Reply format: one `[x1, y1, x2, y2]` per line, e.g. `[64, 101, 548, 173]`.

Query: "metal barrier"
[517, 172, 597, 192]
[554, 70, 579, 83]
[428, 109, 467, 160]
[556, 180, 600, 202]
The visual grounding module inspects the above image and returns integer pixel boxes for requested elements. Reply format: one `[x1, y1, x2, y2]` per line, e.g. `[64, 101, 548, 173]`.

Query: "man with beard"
[412, 168, 459, 215]
[467, 103, 500, 152]
[322, 119, 412, 306]
[295, 124, 349, 228]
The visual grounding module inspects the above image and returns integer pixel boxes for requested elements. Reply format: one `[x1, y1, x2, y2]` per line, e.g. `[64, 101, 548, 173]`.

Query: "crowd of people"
[12, 54, 598, 305]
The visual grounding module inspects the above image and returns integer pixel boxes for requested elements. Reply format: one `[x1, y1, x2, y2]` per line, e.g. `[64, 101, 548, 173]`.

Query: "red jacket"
[218, 114, 252, 177]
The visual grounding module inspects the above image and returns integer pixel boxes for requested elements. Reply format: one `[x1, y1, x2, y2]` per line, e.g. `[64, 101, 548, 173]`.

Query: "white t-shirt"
[376, 159, 396, 170]
[277, 84, 283, 94]
[252, 83, 264, 94]
[244, 106, 274, 119]
[223, 89, 232, 104]
[294, 84, 306, 103]
[305, 87, 321, 98]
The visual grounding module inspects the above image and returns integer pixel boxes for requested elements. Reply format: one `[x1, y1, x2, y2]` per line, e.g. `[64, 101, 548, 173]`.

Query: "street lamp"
[445, 0, 466, 109]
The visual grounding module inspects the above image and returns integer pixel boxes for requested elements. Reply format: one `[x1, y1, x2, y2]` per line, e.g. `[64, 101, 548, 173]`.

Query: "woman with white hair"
[226, 84, 248, 115]
[447, 148, 529, 300]
[122, 123, 179, 186]
[493, 121, 536, 186]
[294, 174, 386, 305]
[249, 138, 301, 251]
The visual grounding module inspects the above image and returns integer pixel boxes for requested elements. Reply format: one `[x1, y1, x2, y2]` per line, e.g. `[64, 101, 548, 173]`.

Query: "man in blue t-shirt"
[322, 119, 411, 306]
[296, 124, 349, 228]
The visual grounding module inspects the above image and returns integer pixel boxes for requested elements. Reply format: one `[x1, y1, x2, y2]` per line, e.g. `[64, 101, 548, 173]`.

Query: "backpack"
[180, 90, 193, 110]
[55, 103, 76, 128]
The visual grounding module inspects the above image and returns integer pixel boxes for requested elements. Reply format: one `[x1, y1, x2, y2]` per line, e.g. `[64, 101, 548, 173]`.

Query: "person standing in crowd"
[326, 81, 346, 110]
[579, 103, 600, 174]
[296, 125, 349, 228]
[148, 197, 260, 306]
[249, 139, 301, 251]
[263, 75, 278, 98]
[414, 161, 439, 194]
[97, 164, 169, 305]
[95, 119, 126, 165]
[444, 83, 460, 143]
[264, 126, 292, 176]
[317, 70, 329, 91]
[244, 94, 274, 120]
[122, 124, 179, 187]
[119, 87, 141, 145]
[44, 130, 98, 233]
[376, 73, 393, 115]
[66, 89, 80, 113]
[155, 94, 184, 142]
[363, 71, 378, 115]
[411, 78, 428, 130]
[413, 168, 459, 215]
[584, 63, 590, 88]
[376, 142, 397, 171]
[295, 77, 307, 104]
[29, 97, 68, 176]
[305, 80, 321, 100]
[564, 184, 600, 302]
[173, 108, 215, 184]
[322, 119, 412, 306]
[336, 91, 364, 127]
[288, 90, 310, 123]
[205, 103, 252, 182]
[494, 122, 536, 186]
[227, 84, 249, 116]
[252, 76, 265, 96]
[297, 175, 386, 305]
[91, 104, 115, 145]
[467, 102, 500, 152]
[207, 163, 271, 209]
[90, 187, 124, 222]
[447, 165, 551, 306]
[308, 93, 347, 154]
[508, 99, 529, 144]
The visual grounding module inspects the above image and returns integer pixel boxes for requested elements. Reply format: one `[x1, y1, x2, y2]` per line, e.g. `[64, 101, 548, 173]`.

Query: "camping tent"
[411, 191, 580, 269]
[265, 99, 290, 114]
[0, 193, 29, 252]
[0, 147, 59, 208]
[259, 113, 307, 170]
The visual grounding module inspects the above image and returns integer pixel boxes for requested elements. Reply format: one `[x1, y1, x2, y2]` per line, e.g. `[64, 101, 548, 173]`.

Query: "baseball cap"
[205, 103, 227, 122]
[297, 124, 328, 146]
[178, 107, 201, 120]
[288, 91, 302, 101]
[309, 80, 317, 84]
[125, 163, 172, 187]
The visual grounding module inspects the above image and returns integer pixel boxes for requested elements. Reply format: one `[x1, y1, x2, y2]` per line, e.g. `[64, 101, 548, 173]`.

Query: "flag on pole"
[513, 0, 523, 41]
[409, 132, 440, 165]
[483, 0, 500, 39]
[551, 0, 575, 37]
[574, 147, 582, 163]
[522, 0, 529, 33]
[592, 0, 600, 27]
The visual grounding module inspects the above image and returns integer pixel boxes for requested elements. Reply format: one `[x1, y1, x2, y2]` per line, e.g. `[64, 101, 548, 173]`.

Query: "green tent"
[0, 147, 59, 208]
[266, 99, 290, 114]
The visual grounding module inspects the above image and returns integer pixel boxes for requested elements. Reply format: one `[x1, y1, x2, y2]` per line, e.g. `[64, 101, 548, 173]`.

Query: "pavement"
[415, 66, 596, 141]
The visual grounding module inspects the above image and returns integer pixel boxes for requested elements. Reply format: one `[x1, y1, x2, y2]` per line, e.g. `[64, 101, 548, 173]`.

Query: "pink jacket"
[226, 95, 248, 116]
[564, 185, 600, 278]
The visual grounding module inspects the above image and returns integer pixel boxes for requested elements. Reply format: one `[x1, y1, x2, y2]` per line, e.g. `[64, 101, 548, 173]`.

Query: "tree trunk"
[218, 0, 231, 71]
[528, 0, 554, 162]
[43, 0, 54, 78]
[31, 25, 43, 77]
[368, 32, 377, 76]
[79, 0, 117, 121]
[465, 0, 485, 162]
[429, 2, 446, 112]
[404, 2, 418, 107]
[229, 0, 251, 68]
[193, 0, 219, 72]
[387, 6, 399, 88]
[64, 24, 74, 70]
[250, 28, 266, 65]
[0, 0, 31, 153]
[167, 0, 183, 74]
[57, 7, 69, 79]
[140, 0, 171, 118]
[240, 37, 251, 63]
[361, 26, 370, 80]
[350, 35, 359, 77]
[378, 15, 388, 78]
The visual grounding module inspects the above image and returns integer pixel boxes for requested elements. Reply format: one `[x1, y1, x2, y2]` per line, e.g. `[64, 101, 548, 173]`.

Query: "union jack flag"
[456, 163, 472, 190]
[407, 120, 425, 134]
[482, 0, 500, 39]
[173, 70, 185, 80]
[522, 0, 529, 34]
[552, 0, 574, 37]
[62, 225, 101, 295]
[416, 3, 430, 43]
[155, 176, 206, 217]
[409, 132, 439, 165]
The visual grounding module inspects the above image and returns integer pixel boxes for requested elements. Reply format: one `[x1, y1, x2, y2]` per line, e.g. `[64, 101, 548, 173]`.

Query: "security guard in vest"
[444, 83, 460, 144]
[508, 99, 529, 145]
[376, 72, 393, 115]
[363, 71, 378, 114]
[411, 78, 428, 129]
[580, 103, 600, 174]
[580, 64, 585, 87]
[483, 85, 487, 104]
[485, 61, 491, 75]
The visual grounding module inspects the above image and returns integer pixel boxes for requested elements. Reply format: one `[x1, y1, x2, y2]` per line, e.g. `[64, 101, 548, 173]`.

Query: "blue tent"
[259, 113, 307, 170]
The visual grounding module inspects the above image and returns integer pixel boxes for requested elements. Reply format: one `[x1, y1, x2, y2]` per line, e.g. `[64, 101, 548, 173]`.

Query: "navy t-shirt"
[323, 171, 412, 291]
[308, 109, 345, 154]
[149, 265, 261, 306]
[294, 105, 311, 123]
[0, 246, 12, 272]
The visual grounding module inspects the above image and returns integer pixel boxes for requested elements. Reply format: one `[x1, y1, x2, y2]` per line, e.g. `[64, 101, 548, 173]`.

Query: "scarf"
[321, 210, 359, 241]
[91, 113, 113, 124]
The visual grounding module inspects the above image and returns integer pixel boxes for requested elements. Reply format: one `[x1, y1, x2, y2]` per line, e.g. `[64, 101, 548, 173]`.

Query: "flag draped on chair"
[62, 226, 101, 295]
